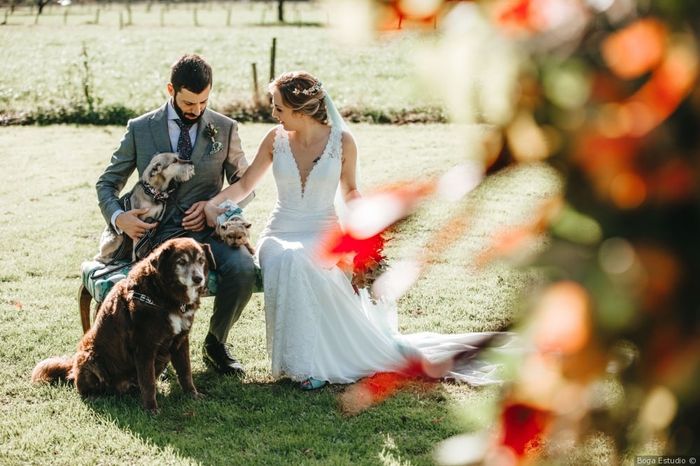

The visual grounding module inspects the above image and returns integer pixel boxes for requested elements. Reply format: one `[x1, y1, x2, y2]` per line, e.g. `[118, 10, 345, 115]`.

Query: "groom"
[96, 54, 256, 376]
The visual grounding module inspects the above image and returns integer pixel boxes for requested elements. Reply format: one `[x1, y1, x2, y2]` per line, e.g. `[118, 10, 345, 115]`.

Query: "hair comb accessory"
[292, 81, 323, 96]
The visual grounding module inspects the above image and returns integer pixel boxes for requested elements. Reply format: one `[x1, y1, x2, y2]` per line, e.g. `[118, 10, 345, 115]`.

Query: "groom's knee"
[217, 248, 256, 288]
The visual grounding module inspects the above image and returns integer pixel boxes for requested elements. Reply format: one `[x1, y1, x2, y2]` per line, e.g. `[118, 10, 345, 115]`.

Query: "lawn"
[0, 1, 441, 119]
[0, 122, 559, 465]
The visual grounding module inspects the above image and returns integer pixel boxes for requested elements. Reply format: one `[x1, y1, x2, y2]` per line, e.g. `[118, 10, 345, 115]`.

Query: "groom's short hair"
[170, 54, 212, 94]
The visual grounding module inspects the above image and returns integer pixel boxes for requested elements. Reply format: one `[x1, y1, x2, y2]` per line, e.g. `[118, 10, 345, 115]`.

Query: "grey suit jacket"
[96, 103, 251, 232]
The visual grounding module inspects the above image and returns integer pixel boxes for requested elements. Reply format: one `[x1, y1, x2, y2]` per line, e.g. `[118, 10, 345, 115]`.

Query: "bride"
[204, 71, 507, 390]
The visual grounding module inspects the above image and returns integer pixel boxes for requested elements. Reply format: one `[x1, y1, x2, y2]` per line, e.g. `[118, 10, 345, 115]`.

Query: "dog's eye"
[176, 258, 187, 265]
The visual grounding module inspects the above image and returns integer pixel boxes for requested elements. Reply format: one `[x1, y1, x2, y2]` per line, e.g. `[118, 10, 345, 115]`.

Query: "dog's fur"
[32, 238, 215, 414]
[215, 217, 255, 255]
[95, 152, 195, 263]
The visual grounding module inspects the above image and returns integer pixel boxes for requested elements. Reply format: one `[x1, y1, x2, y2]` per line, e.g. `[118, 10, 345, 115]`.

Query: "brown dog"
[32, 238, 215, 414]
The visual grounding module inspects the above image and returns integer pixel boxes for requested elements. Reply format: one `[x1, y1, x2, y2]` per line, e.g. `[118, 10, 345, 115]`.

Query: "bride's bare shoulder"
[340, 130, 357, 162]
[264, 124, 287, 142]
[256, 125, 282, 159]
[341, 130, 357, 148]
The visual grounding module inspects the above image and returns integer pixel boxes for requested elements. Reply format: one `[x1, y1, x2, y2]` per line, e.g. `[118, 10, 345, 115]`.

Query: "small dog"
[95, 152, 195, 263]
[32, 238, 215, 414]
[214, 200, 255, 255]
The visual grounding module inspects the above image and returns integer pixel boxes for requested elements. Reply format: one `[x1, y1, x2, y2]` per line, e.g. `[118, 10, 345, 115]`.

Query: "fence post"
[269, 37, 277, 83]
[252, 63, 259, 103]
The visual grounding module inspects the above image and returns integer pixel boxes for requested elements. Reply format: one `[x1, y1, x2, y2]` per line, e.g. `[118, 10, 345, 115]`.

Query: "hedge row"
[0, 101, 447, 126]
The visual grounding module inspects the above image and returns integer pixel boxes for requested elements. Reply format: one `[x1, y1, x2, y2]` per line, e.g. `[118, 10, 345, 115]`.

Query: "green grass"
[0, 2, 441, 120]
[0, 123, 560, 465]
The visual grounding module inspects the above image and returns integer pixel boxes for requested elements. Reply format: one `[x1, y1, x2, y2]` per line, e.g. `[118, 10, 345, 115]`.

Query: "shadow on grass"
[84, 370, 461, 464]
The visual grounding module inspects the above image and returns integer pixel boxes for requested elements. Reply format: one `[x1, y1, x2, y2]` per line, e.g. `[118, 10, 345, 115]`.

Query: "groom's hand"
[115, 208, 158, 241]
[182, 201, 208, 232]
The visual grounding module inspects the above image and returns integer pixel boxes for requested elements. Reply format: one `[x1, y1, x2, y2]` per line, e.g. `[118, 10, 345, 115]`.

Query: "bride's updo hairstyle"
[269, 71, 328, 125]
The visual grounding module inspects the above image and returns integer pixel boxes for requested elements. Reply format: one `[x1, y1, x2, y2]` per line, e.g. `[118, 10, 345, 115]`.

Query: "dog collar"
[141, 181, 176, 203]
[130, 291, 186, 313]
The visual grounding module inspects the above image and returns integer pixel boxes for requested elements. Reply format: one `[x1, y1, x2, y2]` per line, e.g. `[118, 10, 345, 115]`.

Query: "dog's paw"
[143, 399, 160, 415]
[188, 390, 205, 400]
[145, 406, 160, 416]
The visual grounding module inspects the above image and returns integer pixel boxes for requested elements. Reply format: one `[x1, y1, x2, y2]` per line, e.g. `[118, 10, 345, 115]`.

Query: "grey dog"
[95, 152, 195, 263]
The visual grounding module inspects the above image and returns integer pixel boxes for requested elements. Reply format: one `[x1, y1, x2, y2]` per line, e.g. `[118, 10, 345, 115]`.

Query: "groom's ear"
[167, 82, 175, 97]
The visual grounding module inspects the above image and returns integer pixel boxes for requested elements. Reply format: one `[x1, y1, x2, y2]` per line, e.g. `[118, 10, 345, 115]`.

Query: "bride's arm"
[339, 131, 361, 202]
[205, 128, 276, 227]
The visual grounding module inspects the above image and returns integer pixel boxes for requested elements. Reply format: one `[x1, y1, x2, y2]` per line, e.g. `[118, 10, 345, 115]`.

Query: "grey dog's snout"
[192, 274, 203, 285]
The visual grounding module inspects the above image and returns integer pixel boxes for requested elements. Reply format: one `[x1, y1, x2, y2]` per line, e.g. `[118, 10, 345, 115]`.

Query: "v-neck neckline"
[286, 126, 334, 197]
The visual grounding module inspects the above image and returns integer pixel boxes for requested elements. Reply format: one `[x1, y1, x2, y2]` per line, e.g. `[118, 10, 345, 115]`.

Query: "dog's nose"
[192, 275, 203, 285]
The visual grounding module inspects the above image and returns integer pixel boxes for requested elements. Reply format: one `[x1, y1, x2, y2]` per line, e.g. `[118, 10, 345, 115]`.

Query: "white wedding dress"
[257, 124, 510, 385]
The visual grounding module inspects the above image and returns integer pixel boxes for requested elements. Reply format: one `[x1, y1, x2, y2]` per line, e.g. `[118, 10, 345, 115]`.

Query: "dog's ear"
[151, 240, 175, 272]
[244, 222, 252, 229]
[201, 243, 216, 271]
[149, 162, 163, 178]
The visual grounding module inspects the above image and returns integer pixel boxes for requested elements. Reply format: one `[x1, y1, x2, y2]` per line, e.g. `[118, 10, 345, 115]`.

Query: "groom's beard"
[172, 96, 205, 125]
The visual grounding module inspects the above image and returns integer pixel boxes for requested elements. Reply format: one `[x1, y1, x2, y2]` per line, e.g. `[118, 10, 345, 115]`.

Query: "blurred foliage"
[338, 0, 700, 463]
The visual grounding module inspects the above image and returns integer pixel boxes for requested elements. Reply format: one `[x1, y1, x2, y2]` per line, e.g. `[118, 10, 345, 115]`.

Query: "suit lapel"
[149, 103, 173, 153]
[190, 110, 212, 164]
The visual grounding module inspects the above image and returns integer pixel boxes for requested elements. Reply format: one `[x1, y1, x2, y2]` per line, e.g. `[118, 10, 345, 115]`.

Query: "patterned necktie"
[174, 118, 193, 161]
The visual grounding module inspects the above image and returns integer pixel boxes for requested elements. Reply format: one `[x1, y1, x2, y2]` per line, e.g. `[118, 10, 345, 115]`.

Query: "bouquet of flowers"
[350, 232, 390, 297]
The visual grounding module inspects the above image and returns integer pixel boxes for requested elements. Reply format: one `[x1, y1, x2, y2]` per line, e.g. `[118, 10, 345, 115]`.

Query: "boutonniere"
[205, 122, 223, 155]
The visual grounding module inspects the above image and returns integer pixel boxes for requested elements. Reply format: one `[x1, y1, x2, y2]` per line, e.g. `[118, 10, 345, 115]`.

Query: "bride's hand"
[204, 201, 226, 228]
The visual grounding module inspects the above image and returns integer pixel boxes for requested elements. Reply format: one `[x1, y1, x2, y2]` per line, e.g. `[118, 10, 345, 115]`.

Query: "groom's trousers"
[155, 222, 257, 345]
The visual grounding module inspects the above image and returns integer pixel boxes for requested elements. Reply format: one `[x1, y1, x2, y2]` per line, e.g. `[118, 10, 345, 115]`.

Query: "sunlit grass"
[0, 123, 559, 464]
[0, 2, 441, 119]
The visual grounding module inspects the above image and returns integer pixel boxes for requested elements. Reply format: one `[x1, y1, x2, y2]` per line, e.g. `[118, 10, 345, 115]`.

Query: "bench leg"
[79, 284, 93, 334]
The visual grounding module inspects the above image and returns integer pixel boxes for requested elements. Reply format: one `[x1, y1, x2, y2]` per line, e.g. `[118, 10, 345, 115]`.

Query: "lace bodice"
[271, 124, 343, 213]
